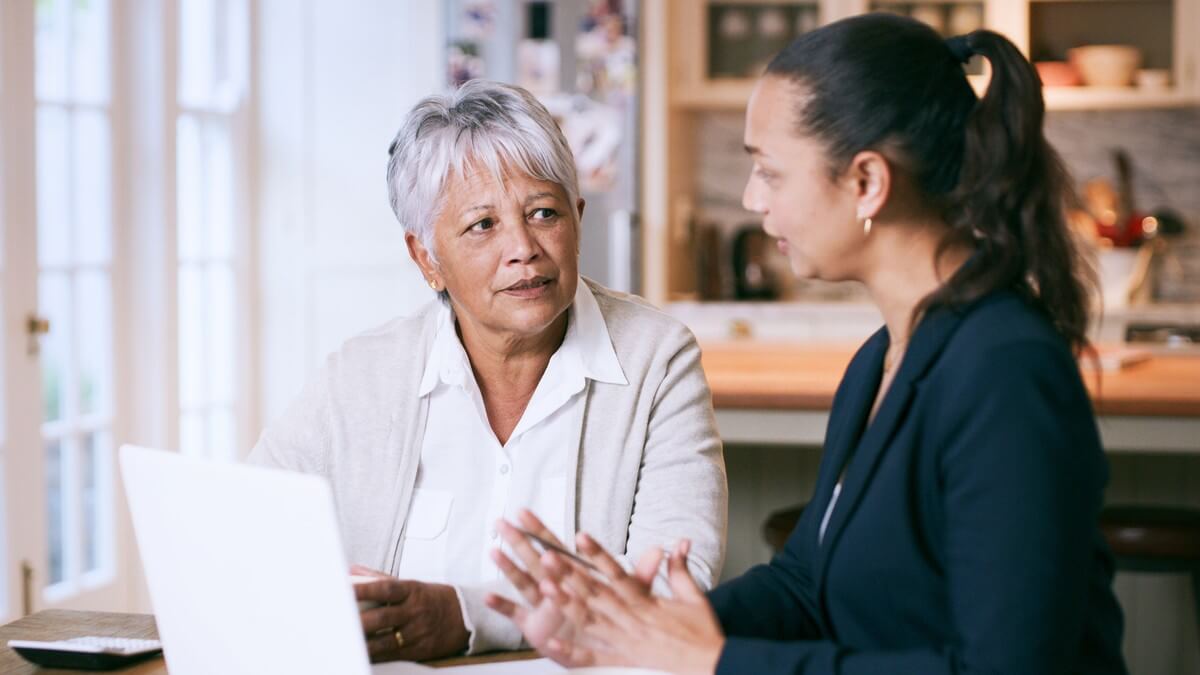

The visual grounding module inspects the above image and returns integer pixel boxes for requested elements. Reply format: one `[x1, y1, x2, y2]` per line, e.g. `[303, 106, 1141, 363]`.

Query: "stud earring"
[429, 280, 440, 291]
[862, 217, 873, 236]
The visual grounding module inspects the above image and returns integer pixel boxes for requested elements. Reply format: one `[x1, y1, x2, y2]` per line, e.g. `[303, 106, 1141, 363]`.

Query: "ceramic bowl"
[1068, 45, 1142, 87]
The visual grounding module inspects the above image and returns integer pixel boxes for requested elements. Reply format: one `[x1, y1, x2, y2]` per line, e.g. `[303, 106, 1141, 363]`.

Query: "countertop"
[700, 341, 1200, 417]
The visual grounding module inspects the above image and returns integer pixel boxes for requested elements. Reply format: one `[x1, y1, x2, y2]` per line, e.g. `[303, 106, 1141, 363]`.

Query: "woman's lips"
[502, 277, 553, 299]
[777, 239, 789, 254]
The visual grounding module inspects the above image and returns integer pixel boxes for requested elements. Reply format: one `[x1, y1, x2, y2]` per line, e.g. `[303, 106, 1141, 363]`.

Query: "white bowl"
[1068, 45, 1142, 87]
[1135, 68, 1171, 91]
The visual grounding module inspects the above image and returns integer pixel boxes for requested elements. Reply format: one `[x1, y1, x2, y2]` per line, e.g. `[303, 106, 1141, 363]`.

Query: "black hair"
[765, 13, 1096, 354]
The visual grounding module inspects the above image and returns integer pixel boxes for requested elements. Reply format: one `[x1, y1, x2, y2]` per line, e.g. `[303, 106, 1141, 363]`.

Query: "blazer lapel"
[807, 330, 887, 530]
[814, 305, 968, 593]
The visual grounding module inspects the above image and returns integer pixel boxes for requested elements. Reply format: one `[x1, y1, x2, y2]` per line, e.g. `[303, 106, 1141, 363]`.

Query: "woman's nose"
[504, 221, 541, 264]
[742, 180, 766, 215]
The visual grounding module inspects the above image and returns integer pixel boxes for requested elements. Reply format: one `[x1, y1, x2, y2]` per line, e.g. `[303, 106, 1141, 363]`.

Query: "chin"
[787, 257, 820, 280]
[505, 299, 570, 335]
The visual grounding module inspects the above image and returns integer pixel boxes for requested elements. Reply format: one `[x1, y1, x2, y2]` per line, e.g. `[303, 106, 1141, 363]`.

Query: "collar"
[417, 277, 627, 398]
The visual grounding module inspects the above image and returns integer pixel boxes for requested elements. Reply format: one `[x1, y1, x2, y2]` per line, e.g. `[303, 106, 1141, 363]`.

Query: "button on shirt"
[396, 278, 627, 589]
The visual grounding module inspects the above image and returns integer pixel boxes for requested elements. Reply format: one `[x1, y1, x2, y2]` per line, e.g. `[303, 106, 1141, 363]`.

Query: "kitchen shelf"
[673, 81, 1199, 114]
[640, 0, 1200, 306]
[1043, 86, 1199, 110]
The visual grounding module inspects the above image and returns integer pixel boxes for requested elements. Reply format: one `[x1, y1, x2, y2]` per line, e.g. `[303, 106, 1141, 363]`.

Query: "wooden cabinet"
[639, 0, 1200, 304]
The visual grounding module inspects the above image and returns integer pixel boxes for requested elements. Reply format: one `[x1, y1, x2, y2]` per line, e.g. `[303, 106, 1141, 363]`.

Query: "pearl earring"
[862, 217, 873, 236]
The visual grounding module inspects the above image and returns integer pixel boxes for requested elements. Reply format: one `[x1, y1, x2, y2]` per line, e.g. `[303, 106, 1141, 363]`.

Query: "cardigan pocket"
[396, 488, 454, 583]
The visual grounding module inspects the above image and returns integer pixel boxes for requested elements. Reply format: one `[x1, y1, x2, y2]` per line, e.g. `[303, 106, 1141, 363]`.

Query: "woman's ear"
[405, 232, 441, 287]
[846, 150, 891, 221]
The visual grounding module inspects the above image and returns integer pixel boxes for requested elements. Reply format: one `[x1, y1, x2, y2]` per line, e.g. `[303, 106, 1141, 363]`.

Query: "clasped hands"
[483, 510, 725, 675]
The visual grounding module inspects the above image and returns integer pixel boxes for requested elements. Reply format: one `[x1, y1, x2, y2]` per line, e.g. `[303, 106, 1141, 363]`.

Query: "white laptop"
[119, 444, 441, 675]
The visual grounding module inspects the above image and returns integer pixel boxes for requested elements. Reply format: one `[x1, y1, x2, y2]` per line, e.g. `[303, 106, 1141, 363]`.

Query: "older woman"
[246, 79, 726, 662]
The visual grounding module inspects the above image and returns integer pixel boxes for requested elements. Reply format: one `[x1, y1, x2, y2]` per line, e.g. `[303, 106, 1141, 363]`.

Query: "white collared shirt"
[397, 278, 627, 587]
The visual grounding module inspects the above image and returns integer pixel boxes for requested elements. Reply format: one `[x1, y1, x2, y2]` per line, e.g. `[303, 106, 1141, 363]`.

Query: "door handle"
[21, 560, 34, 616]
[26, 314, 50, 356]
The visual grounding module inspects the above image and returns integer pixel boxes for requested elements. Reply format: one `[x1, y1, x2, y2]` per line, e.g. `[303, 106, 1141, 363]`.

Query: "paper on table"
[437, 657, 566, 673]
[368, 657, 565, 674]
[370, 661, 437, 674]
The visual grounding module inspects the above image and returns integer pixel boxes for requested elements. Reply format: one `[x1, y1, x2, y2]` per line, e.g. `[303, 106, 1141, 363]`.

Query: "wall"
[256, 0, 444, 426]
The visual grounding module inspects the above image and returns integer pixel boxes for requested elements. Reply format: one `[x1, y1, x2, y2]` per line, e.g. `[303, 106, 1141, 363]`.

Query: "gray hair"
[385, 80, 580, 260]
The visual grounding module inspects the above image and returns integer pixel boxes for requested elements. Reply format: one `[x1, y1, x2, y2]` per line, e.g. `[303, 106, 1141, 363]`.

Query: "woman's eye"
[754, 167, 776, 183]
[530, 207, 558, 221]
[468, 218, 495, 233]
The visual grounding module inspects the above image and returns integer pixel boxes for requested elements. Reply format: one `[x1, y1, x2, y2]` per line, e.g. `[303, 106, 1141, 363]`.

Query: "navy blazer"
[708, 292, 1127, 674]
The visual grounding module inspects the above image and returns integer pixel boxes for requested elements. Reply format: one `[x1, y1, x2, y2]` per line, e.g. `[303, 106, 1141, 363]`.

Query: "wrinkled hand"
[538, 534, 725, 675]
[351, 565, 469, 662]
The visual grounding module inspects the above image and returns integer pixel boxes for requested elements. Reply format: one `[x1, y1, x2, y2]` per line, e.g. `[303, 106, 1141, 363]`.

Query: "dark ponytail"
[932, 30, 1095, 354]
[766, 15, 1097, 354]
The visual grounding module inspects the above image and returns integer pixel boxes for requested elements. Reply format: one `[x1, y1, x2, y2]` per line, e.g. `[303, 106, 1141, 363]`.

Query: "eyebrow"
[744, 144, 762, 156]
[524, 191, 557, 205]
[462, 204, 493, 216]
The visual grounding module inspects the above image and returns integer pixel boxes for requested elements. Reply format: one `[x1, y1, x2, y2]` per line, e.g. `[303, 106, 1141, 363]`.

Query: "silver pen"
[513, 527, 674, 586]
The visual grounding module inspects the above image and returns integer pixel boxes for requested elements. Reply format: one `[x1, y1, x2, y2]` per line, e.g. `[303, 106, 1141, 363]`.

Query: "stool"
[1100, 505, 1200, 646]
[762, 503, 806, 554]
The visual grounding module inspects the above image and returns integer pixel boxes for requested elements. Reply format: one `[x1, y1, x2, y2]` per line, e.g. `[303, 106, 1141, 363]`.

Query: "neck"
[859, 222, 971, 348]
[453, 307, 569, 397]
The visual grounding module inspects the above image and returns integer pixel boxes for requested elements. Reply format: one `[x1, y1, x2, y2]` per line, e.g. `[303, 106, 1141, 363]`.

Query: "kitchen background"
[0, 1, 1197, 674]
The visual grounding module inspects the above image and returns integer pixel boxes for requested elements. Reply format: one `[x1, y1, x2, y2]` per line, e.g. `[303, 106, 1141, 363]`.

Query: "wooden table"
[700, 342, 1200, 453]
[0, 610, 538, 673]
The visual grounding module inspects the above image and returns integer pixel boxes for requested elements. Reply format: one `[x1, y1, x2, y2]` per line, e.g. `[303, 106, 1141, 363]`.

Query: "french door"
[0, 0, 126, 619]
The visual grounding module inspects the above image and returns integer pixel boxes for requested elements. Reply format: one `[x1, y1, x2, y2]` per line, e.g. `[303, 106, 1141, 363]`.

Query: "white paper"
[437, 657, 566, 673]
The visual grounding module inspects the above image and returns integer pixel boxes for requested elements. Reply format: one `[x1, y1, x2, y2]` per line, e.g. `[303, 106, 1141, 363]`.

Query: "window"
[34, 0, 115, 593]
[176, 0, 249, 459]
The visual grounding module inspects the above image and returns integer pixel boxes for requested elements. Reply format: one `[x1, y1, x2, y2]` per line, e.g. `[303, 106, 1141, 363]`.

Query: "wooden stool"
[763, 503, 806, 553]
[1100, 505, 1200, 646]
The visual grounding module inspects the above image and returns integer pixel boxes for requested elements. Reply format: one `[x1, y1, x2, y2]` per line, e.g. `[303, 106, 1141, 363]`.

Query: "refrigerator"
[445, 0, 641, 294]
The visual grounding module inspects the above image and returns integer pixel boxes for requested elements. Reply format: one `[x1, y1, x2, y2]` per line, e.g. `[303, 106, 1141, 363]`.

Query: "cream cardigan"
[247, 280, 728, 653]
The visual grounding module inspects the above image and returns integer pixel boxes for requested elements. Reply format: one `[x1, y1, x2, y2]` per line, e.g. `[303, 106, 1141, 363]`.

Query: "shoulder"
[930, 291, 1088, 410]
[949, 291, 1067, 356]
[321, 301, 440, 384]
[586, 279, 700, 360]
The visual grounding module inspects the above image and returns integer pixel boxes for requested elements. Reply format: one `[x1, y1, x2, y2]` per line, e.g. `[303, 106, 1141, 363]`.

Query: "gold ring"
[393, 628, 405, 649]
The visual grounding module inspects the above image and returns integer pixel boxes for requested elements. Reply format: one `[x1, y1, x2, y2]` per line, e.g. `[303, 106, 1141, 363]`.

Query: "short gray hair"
[386, 80, 580, 258]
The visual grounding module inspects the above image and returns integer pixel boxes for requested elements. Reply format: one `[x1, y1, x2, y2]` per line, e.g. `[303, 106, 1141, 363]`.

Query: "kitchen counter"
[700, 342, 1200, 453]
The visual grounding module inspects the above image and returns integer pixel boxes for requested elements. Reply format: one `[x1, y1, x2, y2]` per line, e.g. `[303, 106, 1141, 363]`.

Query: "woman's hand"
[484, 510, 608, 666]
[540, 534, 726, 675]
[350, 565, 469, 662]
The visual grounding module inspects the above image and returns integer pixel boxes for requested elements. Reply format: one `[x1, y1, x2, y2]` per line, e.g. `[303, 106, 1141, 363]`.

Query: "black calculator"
[8, 636, 163, 670]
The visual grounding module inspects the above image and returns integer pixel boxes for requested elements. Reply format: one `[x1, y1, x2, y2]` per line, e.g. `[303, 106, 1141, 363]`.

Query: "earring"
[429, 280, 440, 291]
[862, 217, 873, 236]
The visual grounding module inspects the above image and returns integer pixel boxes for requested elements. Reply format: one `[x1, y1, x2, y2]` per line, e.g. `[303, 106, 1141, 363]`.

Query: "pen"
[513, 527, 673, 586]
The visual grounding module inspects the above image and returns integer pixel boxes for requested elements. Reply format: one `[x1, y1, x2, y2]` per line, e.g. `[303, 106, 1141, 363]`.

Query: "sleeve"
[711, 340, 1107, 675]
[706, 516, 823, 642]
[624, 328, 728, 592]
[455, 581, 527, 654]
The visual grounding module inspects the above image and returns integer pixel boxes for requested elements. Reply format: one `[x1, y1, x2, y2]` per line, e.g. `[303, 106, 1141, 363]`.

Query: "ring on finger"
[393, 628, 405, 649]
